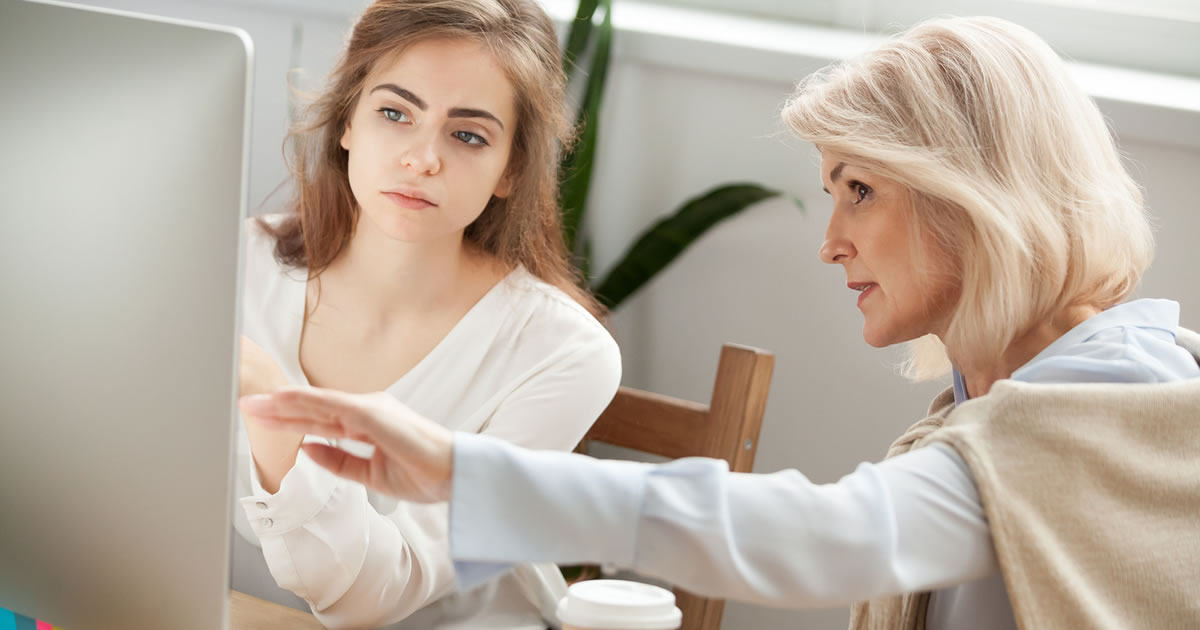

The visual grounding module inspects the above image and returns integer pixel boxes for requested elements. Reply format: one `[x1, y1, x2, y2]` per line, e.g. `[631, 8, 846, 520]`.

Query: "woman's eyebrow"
[822, 162, 847, 194]
[449, 108, 504, 130]
[369, 83, 426, 109]
[369, 83, 505, 130]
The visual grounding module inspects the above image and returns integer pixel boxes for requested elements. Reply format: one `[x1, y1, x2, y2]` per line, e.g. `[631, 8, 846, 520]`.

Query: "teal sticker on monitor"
[13, 611, 36, 630]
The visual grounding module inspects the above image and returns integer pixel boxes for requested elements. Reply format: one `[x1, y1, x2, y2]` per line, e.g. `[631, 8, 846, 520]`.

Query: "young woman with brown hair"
[232, 1, 620, 627]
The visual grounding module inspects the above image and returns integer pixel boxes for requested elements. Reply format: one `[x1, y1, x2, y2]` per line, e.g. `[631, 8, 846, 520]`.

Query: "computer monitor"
[0, 1, 252, 628]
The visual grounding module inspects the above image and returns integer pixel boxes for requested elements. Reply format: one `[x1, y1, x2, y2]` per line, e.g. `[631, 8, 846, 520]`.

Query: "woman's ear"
[340, 124, 352, 151]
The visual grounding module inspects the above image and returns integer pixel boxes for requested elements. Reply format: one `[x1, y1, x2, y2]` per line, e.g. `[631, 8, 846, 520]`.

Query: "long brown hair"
[263, 0, 602, 316]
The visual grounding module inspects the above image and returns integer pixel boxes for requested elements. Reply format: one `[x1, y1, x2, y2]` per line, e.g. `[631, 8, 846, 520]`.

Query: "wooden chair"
[578, 343, 775, 630]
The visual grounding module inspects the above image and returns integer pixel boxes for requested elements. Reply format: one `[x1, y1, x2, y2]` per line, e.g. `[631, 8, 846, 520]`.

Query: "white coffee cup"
[556, 579, 683, 630]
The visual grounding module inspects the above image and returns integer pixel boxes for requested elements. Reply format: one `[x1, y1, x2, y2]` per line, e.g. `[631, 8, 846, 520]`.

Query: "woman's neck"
[315, 219, 498, 325]
[951, 304, 1099, 399]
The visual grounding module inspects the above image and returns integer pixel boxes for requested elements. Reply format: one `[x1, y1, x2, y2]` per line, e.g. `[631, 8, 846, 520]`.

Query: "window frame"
[644, 0, 1200, 78]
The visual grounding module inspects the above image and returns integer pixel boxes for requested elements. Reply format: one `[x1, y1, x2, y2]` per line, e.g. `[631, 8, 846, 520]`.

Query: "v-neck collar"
[280, 266, 522, 392]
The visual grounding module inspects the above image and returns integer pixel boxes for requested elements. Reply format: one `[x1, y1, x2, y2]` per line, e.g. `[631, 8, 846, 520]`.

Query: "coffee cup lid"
[556, 579, 682, 629]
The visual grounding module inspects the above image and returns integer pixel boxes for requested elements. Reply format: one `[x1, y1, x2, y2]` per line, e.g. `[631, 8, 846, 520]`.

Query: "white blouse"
[231, 217, 621, 629]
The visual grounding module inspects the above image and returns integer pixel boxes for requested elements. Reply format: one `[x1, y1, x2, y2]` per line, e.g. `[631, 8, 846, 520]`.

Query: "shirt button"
[261, 518, 274, 528]
[255, 502, 268, 510]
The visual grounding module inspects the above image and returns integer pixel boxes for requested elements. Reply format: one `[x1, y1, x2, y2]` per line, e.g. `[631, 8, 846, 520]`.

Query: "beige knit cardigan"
[849, 328, 1200, 630]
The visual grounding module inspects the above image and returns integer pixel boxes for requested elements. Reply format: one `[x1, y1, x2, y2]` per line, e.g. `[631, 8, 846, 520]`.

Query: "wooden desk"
[231, 591, 324, 630]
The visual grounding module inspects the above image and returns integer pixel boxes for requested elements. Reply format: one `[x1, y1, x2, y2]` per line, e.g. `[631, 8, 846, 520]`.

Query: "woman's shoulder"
[241, 213, 305, 302]
[243, 214, 301, 275]
[496, 266, 618, 353]
[244, 213, 286, 251]
[1012, 299, 1199, 385]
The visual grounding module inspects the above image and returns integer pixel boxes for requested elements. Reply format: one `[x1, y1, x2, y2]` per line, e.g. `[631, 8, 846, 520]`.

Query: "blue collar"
[950, 299, 1181, 404]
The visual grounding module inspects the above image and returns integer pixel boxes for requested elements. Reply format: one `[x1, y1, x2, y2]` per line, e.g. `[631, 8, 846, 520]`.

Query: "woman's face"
[340, 37, 517, 244]
[818, 153, 959, 347]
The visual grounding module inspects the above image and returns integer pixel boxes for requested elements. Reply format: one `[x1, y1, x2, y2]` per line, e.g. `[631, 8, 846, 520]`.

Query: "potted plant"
[558, 0, 800, 310]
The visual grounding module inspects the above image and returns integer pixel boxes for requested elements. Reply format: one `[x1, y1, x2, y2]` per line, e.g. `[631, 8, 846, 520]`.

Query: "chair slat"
[586, 388, 709, 460]
[580, 343, 775, 630]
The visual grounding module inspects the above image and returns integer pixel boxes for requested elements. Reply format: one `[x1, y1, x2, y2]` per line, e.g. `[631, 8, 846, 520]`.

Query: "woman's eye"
[851, 181, 871, 203]
[453, 130, 488, 146]
[378, 107, 409, 123]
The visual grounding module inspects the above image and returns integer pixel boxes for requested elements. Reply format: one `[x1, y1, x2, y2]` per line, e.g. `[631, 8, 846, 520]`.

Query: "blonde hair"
[264, 0, 602, 316]
[783, 16, 1153, 380]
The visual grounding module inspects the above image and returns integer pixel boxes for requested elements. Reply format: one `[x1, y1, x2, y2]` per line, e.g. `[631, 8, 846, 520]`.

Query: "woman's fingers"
[243, 389, 451, 502]
[300, 442, 373, 486]
[240, 387, 373, 432]
[247, 413, 350, 439]
[239, 386, 337, 418]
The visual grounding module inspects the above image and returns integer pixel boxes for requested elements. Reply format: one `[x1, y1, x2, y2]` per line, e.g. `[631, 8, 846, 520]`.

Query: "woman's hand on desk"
[238, 335, 303, 494]
[239, 388, 454, 503]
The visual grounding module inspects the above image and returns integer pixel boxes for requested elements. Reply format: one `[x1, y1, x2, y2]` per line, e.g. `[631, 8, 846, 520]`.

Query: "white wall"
[71, 1, 1200, 628]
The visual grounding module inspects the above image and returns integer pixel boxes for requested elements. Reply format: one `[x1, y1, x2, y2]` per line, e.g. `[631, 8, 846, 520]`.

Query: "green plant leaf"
[559, 0, 613, 260]
[591, 184, 796, 309]
[562, 0, 599, 71]
[555, 1, 790, 309]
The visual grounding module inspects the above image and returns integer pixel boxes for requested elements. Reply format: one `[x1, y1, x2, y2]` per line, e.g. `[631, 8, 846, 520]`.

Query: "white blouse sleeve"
[451, 437, 998, 607]
[235, 330, 621, 628]
[473, 332, 622, 450]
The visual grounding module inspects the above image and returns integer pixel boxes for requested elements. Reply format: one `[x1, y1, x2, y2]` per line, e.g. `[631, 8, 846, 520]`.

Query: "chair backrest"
[582, 343, 775, 630]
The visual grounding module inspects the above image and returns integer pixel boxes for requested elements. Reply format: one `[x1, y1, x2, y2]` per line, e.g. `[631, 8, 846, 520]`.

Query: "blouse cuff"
[237, 435, 341, 537]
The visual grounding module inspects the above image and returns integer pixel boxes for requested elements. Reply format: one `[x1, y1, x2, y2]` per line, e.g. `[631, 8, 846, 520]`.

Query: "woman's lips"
[382, 191, 435, 210]
[856, 283, 877, 308]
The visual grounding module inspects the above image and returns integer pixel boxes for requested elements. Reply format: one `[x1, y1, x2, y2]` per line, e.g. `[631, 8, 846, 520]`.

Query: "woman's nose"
[398, 131, 441, 176]
[819, 217, 855, 264]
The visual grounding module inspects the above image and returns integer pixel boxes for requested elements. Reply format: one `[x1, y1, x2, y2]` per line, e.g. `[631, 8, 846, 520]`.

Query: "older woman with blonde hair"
[239, 15, 1200, 629]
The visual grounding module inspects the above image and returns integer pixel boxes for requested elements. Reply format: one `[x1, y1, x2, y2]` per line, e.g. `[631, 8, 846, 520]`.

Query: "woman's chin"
[862, 335, 891, 349]
[362, 211, 433, 242]
[861, 323, 896, 348]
